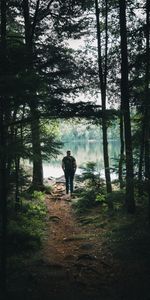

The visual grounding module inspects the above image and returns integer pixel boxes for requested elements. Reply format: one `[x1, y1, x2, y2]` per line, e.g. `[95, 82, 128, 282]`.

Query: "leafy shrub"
[73, 162, 106, 213]
[96, 193, 106, 204]
[31, 191, 45, 201]
[73, 190, 98, 213]
[79, 162, 103, 190]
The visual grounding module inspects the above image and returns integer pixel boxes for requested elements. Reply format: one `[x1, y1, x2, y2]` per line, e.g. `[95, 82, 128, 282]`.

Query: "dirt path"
[43, 183, 100, 264]
[27, 183, 116, 300]
[7, 182, 150, 300]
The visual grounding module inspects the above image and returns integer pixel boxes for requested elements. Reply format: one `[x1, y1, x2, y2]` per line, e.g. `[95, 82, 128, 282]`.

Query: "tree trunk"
[119, 0, 135, 213]
[15, 157, 20, 209]
[102, 112, 112, 194]
[0, 0, 7, 293]
[144, 0, 150, 220]
[30, 105, 43, 190]
[118, 110, 124, 189]
[0, 103, 8, 294]
[95, 0, 112, 197]
[138, 121, 145, 195]
[14, 128, 20, 209]
[23, 0, 43, 189]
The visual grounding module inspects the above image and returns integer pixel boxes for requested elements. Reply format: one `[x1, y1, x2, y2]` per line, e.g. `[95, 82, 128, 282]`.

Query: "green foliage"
[7, 193, 47, 254]
[96, 193, 106, 204]
[73, 162, 106, 213]
[106, 190, 125, 204]
[43, 184, 53, 194]
[31, 191, 45, 201]
[8, 166, 31, 194]
[106, 190, 126, 211]
[73, 190, 98, 213]
[40, 120, 63, 161]
[73, 163, 127, 214]
[79, 161, 103, 189]
[95, 190, 126, 210]
[111, 157, 126, 179]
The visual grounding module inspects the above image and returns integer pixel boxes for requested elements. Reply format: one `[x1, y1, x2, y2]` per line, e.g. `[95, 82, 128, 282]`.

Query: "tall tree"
[22, 0, 44, 189]
[118, 107, 125, 189]
[144, 0, 150, 217]
[0, 0, 8, 293]
[20, 0, 95, 189]
[119, 0, 135, 213]
[95, 0, 112, 195]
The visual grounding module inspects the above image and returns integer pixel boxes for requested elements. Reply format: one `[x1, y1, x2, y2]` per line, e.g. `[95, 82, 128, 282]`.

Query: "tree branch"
[31, 0, 40, 41]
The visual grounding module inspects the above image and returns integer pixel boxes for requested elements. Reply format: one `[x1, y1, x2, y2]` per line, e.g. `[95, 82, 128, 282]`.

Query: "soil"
[6, 182, 150, 300]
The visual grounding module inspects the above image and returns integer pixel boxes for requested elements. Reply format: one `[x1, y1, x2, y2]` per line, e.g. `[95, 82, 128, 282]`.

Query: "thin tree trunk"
[14, 128, 20, 209]
[30, 105, 43, 189]
[102, 116, 112, 194]
[118, 109, 124, 189]
[137, 0, 150, 203]
[0, 104, 8, 294]
[15, 157, 20, 209]
[119, 0, 135, 213]
[0, 0, 8, 293]
[138, 121, 145, 195]
[95, 0, 112, 197]
[144, 0, 150, 220]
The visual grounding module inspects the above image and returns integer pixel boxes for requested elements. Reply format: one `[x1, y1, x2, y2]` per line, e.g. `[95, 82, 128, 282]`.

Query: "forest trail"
[11, 183, 150, 300]
[28, 183, 116, 300]
[42, 183, 106, 265]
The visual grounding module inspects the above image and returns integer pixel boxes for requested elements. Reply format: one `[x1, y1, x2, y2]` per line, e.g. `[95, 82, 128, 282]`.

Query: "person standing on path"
[62, 150, 77, 195]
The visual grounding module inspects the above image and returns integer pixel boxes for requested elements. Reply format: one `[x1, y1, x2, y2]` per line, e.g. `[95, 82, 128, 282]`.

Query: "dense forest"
[0, 0, 150, 299]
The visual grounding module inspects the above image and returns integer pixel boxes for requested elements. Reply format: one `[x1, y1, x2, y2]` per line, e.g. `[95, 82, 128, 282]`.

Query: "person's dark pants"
[65, 172, 74, 194]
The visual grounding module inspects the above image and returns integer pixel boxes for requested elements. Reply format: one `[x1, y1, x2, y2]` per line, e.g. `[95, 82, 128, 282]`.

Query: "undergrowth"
[7, 191, 47, 258]
[75, 179, 150, 264]
[73, 162, 146, 216]
[73, 162, 106, 213]
[73, 162, 150, 264]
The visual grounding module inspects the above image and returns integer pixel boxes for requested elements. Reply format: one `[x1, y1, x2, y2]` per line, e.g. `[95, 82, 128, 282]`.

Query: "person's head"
[67, 150, 71, 156]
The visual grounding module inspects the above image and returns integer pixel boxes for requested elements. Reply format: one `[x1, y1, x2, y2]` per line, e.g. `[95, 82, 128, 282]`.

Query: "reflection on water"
[43, 140, 120, 179]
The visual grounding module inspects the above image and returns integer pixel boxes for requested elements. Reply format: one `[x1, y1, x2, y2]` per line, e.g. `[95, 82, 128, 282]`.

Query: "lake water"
[43, 139, 120, 179]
